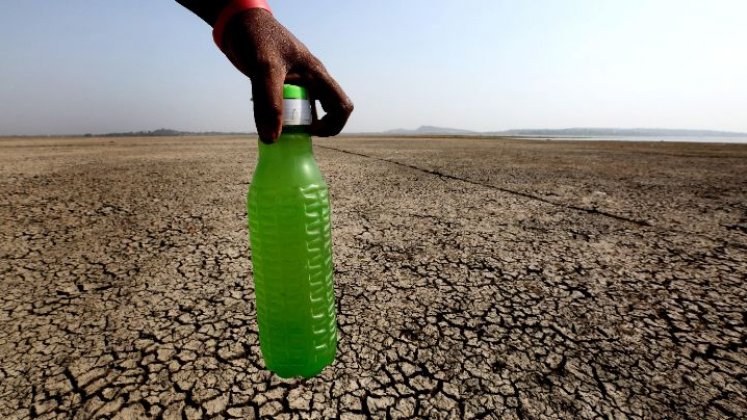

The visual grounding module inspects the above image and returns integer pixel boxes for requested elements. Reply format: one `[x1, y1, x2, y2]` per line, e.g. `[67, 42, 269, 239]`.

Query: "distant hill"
[495, 128, 747, 138]
[75, 126, 747, 140]
[97, 128, 250, 137]
[378, 127, 747, 138]
[383, 125, 478, 136]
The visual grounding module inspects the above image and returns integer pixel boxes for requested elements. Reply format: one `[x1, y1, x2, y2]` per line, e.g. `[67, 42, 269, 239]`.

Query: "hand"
[220, 9, 354, 143]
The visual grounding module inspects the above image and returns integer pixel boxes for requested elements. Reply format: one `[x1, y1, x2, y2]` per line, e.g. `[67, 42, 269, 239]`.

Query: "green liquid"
[247, 129, 337, 378]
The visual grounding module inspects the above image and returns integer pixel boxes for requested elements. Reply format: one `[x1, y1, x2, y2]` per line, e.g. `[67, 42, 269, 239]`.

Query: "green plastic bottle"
[247, 84, 337, 378]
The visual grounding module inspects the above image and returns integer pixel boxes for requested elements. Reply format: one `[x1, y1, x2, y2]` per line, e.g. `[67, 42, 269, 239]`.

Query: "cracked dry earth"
[1, 136, 745, 419]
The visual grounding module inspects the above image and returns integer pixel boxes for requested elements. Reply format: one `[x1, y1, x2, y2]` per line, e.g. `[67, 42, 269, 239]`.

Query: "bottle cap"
[283, 84, 311, 126]
[283, 84, 309, 100]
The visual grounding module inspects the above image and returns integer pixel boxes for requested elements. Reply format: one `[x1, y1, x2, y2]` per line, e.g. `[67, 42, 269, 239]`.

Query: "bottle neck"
[258, 92, 312, 159]
[281, 125, 310, 135]
[257, 128, 312, 160]
[253, 128, 324, 188]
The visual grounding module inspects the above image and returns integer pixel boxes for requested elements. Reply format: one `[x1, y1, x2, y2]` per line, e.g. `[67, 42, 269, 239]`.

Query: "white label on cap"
[283, 99, 312, 126]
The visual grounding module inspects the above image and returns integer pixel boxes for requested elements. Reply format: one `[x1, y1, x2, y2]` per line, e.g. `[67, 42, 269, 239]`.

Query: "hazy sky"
[1, 0, 746, 135]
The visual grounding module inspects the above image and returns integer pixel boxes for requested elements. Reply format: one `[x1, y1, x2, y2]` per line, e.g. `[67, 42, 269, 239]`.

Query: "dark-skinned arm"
[175, 1, 354, 143]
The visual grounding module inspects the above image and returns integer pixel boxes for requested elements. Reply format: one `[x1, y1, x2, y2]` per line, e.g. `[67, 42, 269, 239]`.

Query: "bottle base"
[266, 360, 333, 379]
[264, 350, 336, 379]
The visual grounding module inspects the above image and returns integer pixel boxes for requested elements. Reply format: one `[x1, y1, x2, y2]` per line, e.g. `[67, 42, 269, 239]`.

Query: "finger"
[284, 72, 318, 126]
[251, 64, 286, 143]
[304, 62, 353, 137]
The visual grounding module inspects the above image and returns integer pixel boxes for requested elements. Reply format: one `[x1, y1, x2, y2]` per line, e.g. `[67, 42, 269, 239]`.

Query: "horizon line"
[3, 126, 747, 138]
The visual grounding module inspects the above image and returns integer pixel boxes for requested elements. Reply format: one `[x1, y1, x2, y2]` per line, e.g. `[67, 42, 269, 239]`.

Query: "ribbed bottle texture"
[247, 131, 337, 378]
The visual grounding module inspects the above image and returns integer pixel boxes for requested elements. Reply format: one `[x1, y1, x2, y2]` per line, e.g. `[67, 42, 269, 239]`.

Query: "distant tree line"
[98, 129, 250, 137]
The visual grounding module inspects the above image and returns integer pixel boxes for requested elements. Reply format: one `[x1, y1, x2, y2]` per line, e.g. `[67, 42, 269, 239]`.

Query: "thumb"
[251, 67, 286, 143]
[305, 62, 353, 138]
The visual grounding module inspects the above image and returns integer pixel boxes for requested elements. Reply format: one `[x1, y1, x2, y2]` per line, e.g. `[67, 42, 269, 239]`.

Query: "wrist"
[213, 0, 272, 51]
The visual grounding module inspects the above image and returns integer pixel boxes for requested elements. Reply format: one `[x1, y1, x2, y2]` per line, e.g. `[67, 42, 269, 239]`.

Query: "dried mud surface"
[1, 136, 745, 419]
